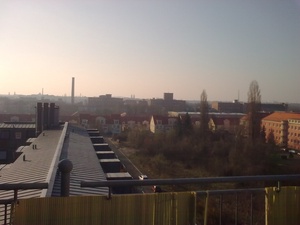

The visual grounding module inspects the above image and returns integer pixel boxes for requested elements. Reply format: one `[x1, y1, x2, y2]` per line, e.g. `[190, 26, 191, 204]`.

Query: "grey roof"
[106, 172, 132, 179]
[100, 159, 121, 163]
[0, 125, 65, 197]
[96, 151, 115, 154]
[51, 124, 108, 196]
[0, 122, 108, 223]
[0, 123, 35, 129]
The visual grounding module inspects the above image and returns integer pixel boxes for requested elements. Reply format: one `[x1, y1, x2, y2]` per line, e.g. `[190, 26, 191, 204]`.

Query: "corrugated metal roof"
[51, 125, 108, 197]
[0, 127, 65, 189]
[0, 125, 66, 222]
[0, 123, 35, 129]
[0, 123, 108, 222]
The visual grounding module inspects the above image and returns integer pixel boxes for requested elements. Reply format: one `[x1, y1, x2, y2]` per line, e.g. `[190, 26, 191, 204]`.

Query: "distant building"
[87, 94, 124, 114]
[68, 112, 150, 135]
[0, 114, 35, 123]
[0, 102, 60, 163]
[245, 103, 288, 113]
[164, 93, 173, 101]
[212, 101, 288, 114]
[148, 93, 186, 112]
[261, 112, 300, 150]
[150, 115, 177, 133]
[211, 100, 244, 113]
[209, 113, 245, 133]
[0, 123, 36, 163]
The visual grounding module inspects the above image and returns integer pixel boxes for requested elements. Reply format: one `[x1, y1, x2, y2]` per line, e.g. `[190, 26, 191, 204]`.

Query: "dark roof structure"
[0, 122, 108, 221]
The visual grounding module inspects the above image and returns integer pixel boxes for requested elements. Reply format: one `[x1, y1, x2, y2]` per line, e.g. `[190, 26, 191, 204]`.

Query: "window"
[0, 151, 6, 160]
[0, 131, 10, 139]
[15, 132, 22, 139]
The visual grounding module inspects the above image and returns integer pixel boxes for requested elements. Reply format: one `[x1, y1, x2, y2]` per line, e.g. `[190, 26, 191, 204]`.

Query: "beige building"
[261, 112, 300, 150]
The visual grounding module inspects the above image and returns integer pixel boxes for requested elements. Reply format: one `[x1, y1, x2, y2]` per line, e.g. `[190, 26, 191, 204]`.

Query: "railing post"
[4, 203, 7, 225]
[58, 159, 73, 197]
[219, 195, 222, 225]
[235, 194, 238, 225]
[250, 193, 253, 225]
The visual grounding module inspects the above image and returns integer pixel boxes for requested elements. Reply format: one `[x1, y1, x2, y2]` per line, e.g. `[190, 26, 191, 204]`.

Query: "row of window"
[264, 122, 300, 130]
[290, 125, 300, 130]
[289, 139, 300, 145]
[0, 131, 23, 140]
[289, 119, 300, 124]
[289, 132, 300, 137]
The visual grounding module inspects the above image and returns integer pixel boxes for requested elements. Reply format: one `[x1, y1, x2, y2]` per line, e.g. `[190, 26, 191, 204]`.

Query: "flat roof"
[90, 136, 104, 139]
[106, 172, 132, 179]
[96, 151, 115, 154]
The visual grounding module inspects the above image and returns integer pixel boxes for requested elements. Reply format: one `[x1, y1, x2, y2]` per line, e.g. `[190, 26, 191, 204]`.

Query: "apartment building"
[288, 118, 300, 150]
[261, 112, 300, 150]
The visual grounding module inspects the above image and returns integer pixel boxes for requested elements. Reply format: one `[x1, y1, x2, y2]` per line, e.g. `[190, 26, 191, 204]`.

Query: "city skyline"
[0, 1, 299, 103]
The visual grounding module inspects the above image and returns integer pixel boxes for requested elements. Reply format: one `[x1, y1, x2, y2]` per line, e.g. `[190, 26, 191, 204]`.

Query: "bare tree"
[247, 80, 261, 140]
[200, 90, 209, 139]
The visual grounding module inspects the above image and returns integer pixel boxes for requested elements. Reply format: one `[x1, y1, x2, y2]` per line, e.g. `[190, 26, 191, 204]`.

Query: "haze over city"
[0, 1, 299, 103]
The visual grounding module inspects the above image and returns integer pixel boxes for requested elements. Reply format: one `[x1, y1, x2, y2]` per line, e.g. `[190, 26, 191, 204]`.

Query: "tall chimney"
[36, 102, 43, 136]
[71, 77, 75, 104]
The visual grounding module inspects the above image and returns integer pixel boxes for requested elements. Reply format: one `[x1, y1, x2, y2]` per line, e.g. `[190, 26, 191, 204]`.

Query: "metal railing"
[0, 182, 48, 225]
[81, 174, 300, 225]
[196, 188, 265, 225]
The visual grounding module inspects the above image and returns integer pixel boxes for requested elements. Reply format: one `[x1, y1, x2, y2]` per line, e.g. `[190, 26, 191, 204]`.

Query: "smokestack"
[71, 77, 75, 104]
[36, 102, 43, 136]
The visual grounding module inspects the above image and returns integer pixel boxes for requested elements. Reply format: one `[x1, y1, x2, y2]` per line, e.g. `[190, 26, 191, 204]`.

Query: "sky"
[0, 1, 299, 103]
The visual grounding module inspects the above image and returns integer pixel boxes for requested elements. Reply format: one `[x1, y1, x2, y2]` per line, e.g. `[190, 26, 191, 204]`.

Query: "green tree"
[247, 80, 261, 141]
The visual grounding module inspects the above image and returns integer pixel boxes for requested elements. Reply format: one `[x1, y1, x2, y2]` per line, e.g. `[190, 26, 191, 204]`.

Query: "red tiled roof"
[262, 112, 300, 122]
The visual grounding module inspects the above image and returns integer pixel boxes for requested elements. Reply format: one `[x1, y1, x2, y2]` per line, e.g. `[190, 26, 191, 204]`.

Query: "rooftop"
[262, 111, 300, 122]
[0, 122, 108, 221]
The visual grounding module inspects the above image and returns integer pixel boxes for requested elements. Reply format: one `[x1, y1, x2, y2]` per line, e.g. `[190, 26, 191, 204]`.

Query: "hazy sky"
[0, 1, 299, 103]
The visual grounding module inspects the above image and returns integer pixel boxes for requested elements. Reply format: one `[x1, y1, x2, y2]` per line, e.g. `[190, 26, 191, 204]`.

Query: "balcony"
[0, 174, 299, 225]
